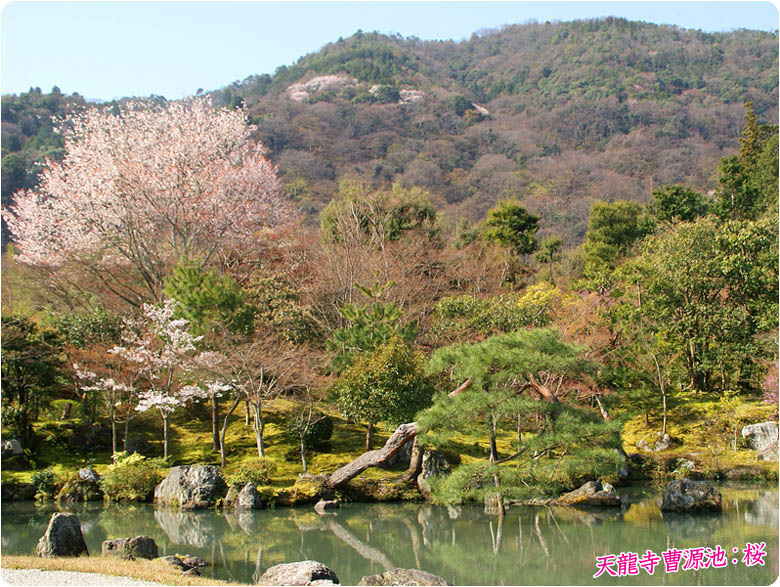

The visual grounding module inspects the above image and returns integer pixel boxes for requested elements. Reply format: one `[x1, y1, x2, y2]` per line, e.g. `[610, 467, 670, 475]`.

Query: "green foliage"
[283, 412, 333, 450]
[650, 185, 709, 225]
[1, 315, 65, 448]
[433, 283, 561, 341]
[583, 200, 648, 279]
[163, 261, 254, 337]
[244, 274, 321, 345]
[715, 156, 762, 221]
[226, 458, 278, 487]
[333, 336, 436, 434]
[320, 181, 438, 245]
[483, 200, 539, 257]
[100, 452, 165, 502]
[449, 95, 475, 117]
[48, 308, 122, 348]
[427, 328, 590, 395]
[31, 468, 59, 501]
[628, 216, 778, 393]
[328, 282, 418, 372]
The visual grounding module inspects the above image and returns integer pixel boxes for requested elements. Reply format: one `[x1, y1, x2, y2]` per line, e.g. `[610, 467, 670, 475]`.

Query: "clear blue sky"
[2, 1, 778, 101]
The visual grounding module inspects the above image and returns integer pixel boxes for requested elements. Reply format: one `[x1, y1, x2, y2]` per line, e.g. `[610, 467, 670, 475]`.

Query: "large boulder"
[101, 536, 158, 560]
[661, 479, 722, 513]
[236, 482, 263, 509]
[154, 465, 227, 509]
[358, 568, 452, 586]
[78, 467, 100, 483]
[36, 512, 89, 557]
[555, 481, 621, 507]
[257, 561, 339, 586]
[742, 422, 778, 461]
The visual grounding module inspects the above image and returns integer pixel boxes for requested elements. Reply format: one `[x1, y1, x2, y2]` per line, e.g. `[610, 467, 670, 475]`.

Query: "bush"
[31, 468, 60, 501]
[100, 452, 165, 502]
[226, 458, 278, 487]
[284, 413, 334, 451]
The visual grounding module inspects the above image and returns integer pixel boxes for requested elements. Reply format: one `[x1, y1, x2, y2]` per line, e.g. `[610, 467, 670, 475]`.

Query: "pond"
[2, 485, 777, 585]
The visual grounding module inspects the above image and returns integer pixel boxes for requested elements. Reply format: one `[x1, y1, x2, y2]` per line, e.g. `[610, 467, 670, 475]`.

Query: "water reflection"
[1, 486, 776, 585]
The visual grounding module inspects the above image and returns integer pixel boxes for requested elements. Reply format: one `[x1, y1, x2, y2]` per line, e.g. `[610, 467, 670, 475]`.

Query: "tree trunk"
[251, 402, 265, 458]
[366, 422, 374, 451]
[220, 395, 242, 468]
[300, 435, 308, 473]
[124, 418, 131, 452]
[324, 422, 419, 490]
[212, 396, 220, 451]
[488, 418, 498, 464]
[111, 417, 118, 455]
[162, 414, 169, 460]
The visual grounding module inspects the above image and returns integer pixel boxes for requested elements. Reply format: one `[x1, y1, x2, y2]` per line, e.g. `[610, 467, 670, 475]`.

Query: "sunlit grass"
[1, 554, 241, 586]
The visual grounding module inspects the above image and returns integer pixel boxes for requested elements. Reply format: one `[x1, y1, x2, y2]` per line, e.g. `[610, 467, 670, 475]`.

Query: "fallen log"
[323, 422, 419, 490]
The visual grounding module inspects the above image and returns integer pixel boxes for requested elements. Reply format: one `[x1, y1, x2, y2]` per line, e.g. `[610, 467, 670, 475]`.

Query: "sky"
[1, 1, 778, 101]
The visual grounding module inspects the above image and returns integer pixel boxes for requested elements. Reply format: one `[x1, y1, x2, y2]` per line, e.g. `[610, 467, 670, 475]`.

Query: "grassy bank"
[1, 555, 240, 586]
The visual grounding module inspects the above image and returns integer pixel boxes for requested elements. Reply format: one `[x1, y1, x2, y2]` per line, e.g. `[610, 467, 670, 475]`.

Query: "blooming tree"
[109, 299, 223, 459]
[3, 98, 297, 303]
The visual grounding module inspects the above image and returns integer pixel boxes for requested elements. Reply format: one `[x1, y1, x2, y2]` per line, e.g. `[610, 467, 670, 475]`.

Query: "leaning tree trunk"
[324, 422, 419, 490]
[220, 395, 242, 468]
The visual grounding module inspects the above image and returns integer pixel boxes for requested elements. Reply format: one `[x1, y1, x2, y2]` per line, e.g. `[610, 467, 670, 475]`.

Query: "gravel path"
[2, 569, 165, 586]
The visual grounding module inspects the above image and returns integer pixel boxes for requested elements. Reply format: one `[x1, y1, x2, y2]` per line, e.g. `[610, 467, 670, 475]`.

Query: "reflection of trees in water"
[2, 488, 778, 585]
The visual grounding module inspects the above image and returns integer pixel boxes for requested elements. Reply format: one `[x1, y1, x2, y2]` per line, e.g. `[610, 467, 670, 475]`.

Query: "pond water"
[2, 485, 777, 585]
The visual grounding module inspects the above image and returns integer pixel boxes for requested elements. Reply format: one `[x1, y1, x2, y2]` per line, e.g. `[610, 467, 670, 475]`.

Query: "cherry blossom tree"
[2, 98, 297, 305]
[109, 299, 222, 459]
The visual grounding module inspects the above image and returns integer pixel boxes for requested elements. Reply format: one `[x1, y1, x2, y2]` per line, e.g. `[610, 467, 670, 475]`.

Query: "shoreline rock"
[36, 513, 89, 558]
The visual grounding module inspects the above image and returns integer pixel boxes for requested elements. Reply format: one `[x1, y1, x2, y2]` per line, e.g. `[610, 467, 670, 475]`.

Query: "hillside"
[1, 18, 778, 243]
[217, 18, 778, 240]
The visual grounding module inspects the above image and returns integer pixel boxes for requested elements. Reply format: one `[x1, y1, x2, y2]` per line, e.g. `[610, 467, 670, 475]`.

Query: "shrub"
[100, 452, 165, 502]
[226, 458, 278, 487]
[283, 413, 334, 451]
[31, 468, 59, 501]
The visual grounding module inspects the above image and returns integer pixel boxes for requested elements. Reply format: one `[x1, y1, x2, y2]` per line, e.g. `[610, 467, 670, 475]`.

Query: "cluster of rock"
[660, 479, 722, 512]
[637, 433, 673, 452]
[256, 561, 451, 586]
[35, 511, 209, 576]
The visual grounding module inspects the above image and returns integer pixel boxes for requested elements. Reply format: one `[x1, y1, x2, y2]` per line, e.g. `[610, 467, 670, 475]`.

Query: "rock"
[36, 512, 89, 557]
[383, 438, 413, 469]
[616, 447, 629, 480]
[555, 481, 621, 507]
[154, 465, 227, 509]
[56, 476, 103, 503]
[235, 482, 262, 509]
[416, 450, 451, 501]
[660, 479, 722, 513]
[258, 561, 339, 586]
[742, 422, 779, 461]
[101, 536, 158, 560]
[1, 439, 23, 457]
[78, 467, 100, 482]
[223, 485, 239, 508]
[314, 499, 339, 515]
[358, 568, 452, 586]
[160, 554, 208, 574]
[654, 433, 672, 451]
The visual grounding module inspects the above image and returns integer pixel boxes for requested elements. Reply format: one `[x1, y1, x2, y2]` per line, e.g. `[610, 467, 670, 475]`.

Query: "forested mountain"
[2, 18, 778, 242]
[216, 18, 778, 240]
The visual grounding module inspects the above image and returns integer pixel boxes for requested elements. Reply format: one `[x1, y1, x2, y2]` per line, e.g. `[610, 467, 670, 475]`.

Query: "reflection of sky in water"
[2, 485, 777, 585]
